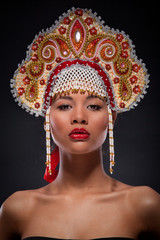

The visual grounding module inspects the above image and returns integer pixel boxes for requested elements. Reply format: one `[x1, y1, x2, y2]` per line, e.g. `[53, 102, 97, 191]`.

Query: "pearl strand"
[45, 106, 52, 175]
[108, 105, 115, 174]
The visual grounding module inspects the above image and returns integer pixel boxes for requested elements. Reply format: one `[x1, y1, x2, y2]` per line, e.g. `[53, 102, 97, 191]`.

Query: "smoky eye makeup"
[57, 104, 72, 111]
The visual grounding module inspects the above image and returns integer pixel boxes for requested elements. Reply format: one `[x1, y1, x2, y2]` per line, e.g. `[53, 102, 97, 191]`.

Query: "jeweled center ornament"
[75, 30, 81, 43]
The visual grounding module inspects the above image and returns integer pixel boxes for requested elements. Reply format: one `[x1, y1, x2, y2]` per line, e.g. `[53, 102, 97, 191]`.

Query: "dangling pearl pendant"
[45, 106, 52, 175]
[108, 105, 115, 174]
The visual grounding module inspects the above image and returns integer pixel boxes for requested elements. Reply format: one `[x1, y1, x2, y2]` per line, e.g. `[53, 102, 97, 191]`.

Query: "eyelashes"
[57, 104, 102, 111]
[87, 105, 102, 111]
[57, 104, 72, 111]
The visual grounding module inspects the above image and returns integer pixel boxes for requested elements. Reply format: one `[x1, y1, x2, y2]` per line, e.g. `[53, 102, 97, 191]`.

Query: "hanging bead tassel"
[45, 106, 52, 176]
[108, 105, 115, 174]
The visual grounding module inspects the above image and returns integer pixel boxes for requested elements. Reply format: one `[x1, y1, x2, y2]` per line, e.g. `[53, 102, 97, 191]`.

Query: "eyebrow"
[54, 95, 104, 102]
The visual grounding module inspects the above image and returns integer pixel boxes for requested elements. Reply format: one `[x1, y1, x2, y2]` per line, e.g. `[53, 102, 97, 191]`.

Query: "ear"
[44, 120, 46, 131]
[112, 110, 117, 125]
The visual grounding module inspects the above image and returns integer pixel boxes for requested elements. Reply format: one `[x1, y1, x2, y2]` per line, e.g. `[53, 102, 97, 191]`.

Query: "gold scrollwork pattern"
[25, 81, 39, 102]
[99, 38, 121, 63]
[37, 39, 56, 63]
[26, 60, 44, 80]
[85, 36, 103, 59]
[54, 36, 71, 58]
[114, 57, 132, 78]
[119, 78, 132, 101]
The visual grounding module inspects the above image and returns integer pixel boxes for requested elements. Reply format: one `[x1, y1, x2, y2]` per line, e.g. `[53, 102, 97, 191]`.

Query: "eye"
[87, 105, 102, 111]
[57, 104, 72, 111]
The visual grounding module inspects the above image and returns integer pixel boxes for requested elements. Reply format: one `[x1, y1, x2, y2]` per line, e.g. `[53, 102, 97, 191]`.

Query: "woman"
[0, 7, 160, 240]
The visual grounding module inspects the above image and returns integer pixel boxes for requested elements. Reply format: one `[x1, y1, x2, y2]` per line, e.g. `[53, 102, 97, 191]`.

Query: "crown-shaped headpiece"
[10, 7, 149, 116]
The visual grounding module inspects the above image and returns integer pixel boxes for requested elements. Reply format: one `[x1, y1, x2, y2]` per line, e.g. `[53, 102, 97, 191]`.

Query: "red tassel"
[44, 146, 59, 183]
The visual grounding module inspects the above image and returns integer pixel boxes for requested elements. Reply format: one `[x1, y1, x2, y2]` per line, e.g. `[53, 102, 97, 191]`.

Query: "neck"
[53, 146, 110, 193]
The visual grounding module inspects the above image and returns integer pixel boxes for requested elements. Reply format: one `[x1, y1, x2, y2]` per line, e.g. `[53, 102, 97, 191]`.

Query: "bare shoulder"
[128, 186, 160, 236]
[112, 179, 160, 221]
[0, 185, 52, 217]
[128, 185, 160, 211]
[1, 190, 35, 215]
[113, 178, 160, 206]
[0, 189, 41, 236]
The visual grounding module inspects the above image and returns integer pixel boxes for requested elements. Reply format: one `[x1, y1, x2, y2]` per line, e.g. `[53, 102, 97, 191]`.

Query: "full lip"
[69, 128, 90, 136]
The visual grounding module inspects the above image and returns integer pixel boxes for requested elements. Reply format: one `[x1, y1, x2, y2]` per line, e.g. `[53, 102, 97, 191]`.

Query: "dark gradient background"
[0, 0, 160, 206]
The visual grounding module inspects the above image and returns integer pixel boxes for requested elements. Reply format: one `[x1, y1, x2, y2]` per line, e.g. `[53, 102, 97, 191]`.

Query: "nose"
[71, 106, 88, 125]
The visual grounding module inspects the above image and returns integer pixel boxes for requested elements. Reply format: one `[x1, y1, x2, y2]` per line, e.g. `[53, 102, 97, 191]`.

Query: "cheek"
[91, 112, 108, 132]
[50, 111, 68, 131]
[89, 112, 109, 143]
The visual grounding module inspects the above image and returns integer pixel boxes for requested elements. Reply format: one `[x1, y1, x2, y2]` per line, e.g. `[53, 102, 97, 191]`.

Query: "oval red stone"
[18, 87, 25, 96]
[75, 9, 83, 16]
[40, 79, 45, 85]
[120, 102, 125, 108]
[35, 102, 40, 109]
[32, 43, 38, 51]
[23, 77, 30, 85]
[63, 17, 71, 25]
[20, 66, 26, 74]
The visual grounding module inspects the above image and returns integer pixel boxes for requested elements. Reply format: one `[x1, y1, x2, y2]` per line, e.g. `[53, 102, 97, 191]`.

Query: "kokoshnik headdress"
[10, 8, 149, 182]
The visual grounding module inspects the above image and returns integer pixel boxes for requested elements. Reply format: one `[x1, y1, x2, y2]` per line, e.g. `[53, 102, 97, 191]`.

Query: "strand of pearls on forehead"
[108, 105, 115, 174]
[45, 106, 52, 175]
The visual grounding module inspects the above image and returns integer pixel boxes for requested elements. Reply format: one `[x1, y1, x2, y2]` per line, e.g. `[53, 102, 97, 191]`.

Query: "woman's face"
[49, 91, 113, 154]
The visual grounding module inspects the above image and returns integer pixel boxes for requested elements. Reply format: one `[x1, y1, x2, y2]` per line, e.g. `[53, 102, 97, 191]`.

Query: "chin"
[63, 142, 102, 155]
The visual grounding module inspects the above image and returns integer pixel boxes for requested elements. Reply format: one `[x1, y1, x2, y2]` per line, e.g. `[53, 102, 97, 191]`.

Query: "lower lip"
[69, 133, 90, 140]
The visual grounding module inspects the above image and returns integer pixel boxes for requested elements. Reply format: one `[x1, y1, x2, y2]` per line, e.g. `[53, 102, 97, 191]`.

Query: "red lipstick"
[69, 128, 90, 140]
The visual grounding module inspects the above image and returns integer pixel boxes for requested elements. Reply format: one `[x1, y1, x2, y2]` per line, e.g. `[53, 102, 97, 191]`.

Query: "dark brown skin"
[0, 92, 160, 240]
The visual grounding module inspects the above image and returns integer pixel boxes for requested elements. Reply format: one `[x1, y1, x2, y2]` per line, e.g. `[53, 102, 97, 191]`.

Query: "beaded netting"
[51, 64, 107, 99]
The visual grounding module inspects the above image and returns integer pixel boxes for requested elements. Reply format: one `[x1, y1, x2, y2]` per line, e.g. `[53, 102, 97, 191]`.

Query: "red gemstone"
[32, 54, 38, 61]
[63, 17, 71, 25]
[58, 26, 66, 35]
[133, 85, 141, 94]
[132, 64, 140, 72]
[113, 77, 120, 84]
[18, 87, 25, 96]
[56, 57, 62, 63]
[75, 9, 83, 16]
[121, 51, 128, 58]
[105, 64, 111, 71]
[40, 79, 45, 85]
[46, 64, 52, 70]
[35, 102, 40, 109]
[94, 57, 100, 63]
[130, 75, 138, 84]
[85, 17, 93, 26]
[37, 35, 43, 43]
[20, 66, 26, 74]
[122, 41, 129, 49]
[116, 34, 124, 42]
[89, 27, 97, 36]
[120, 102, 125, 108]
[32, 43, 38, 51]
[23, 77, 30, 85]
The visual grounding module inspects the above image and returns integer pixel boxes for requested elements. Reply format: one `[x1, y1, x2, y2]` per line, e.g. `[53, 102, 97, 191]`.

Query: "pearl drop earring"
[45, 106, 52, 175]
[108, 105, 115, 174]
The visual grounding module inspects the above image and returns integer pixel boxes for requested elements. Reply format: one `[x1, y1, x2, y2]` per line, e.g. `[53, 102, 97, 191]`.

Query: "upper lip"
[69, 128, 90, 135]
